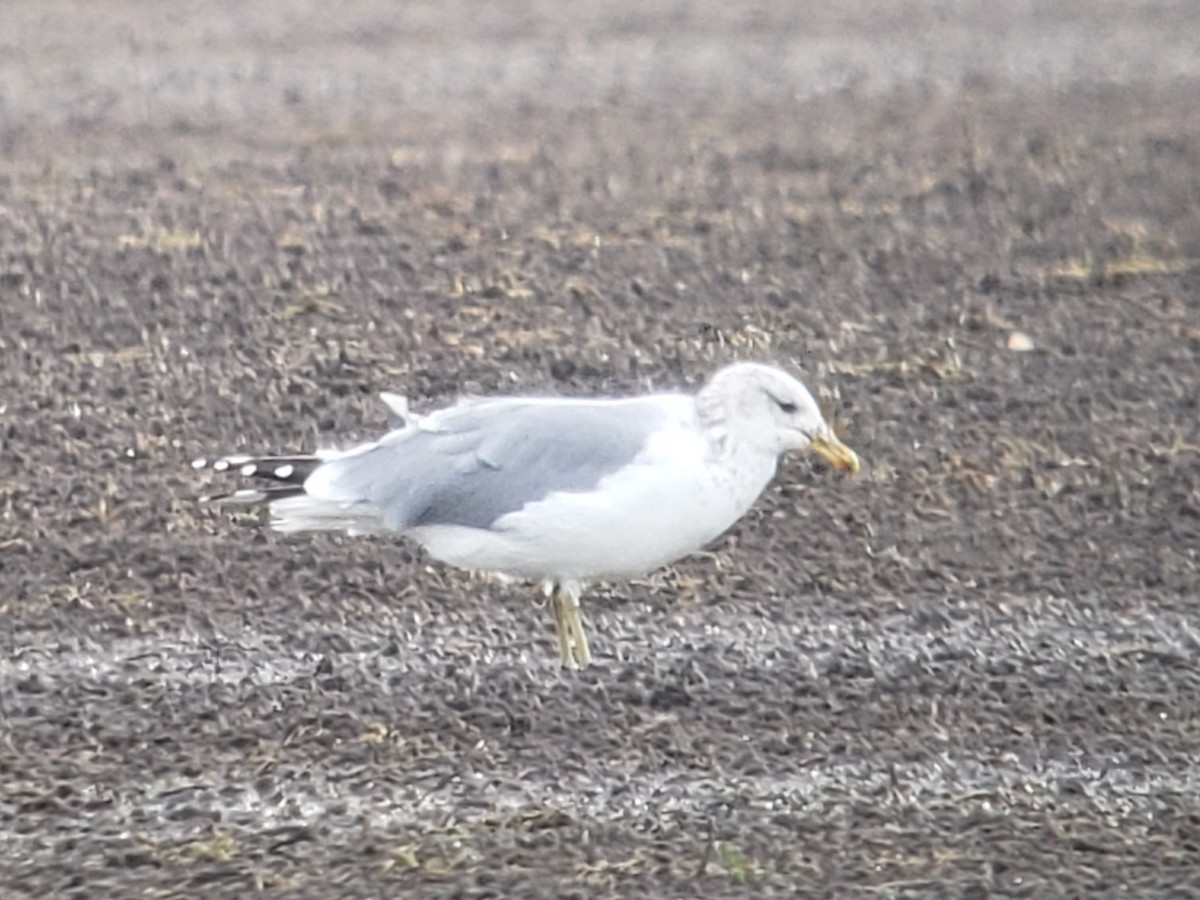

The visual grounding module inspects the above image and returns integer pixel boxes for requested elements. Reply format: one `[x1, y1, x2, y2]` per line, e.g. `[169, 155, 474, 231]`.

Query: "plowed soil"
[3, 2, 1200, 897]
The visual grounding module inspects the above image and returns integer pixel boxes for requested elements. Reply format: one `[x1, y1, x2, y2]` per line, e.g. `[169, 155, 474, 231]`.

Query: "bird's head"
[701, 362, 860, 473]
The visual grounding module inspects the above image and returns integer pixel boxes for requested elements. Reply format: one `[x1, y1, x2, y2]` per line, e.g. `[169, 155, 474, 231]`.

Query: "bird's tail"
[194, 451, 387, 535]
[195, 391, 413, 536]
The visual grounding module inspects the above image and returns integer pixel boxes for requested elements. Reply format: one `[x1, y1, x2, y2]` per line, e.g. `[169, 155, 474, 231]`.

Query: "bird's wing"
[304, 395, 680, 531]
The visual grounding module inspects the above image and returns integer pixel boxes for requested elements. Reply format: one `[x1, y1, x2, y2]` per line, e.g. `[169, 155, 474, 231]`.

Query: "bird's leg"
[549, 584, 574, 667]
[548, 582, 590, 668]
[561, 582, 591, 668]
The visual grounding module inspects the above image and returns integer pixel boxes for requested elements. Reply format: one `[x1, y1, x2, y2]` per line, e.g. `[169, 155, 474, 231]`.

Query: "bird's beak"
[809, 432, 860, 475]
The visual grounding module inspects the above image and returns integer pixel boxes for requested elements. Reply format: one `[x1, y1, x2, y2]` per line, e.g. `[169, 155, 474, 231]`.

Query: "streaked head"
[700, 362, 860, 473]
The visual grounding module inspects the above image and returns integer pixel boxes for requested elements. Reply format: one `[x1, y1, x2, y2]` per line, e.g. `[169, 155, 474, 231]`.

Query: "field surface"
[2, 2, 1200, 897]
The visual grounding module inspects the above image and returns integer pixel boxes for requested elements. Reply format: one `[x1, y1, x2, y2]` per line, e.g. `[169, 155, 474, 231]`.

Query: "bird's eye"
[773, 397, 798, 414]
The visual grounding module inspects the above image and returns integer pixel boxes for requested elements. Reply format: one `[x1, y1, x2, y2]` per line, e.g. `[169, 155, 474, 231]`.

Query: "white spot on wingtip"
[212, 460, 230, 472]
[191, 457, 208, 469]
[274, 463, 294, 479]
[240, 463, 258, 477]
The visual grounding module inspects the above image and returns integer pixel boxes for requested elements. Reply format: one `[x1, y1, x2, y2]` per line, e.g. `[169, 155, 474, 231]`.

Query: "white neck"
[694, 388, 781, 510]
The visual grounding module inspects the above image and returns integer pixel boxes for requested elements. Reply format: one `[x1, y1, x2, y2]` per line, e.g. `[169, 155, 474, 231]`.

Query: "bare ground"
[2, 2, 1200, 897]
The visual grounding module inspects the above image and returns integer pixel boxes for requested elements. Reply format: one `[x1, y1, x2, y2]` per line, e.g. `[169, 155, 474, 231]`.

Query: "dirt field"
[3, 2, 1200, 897]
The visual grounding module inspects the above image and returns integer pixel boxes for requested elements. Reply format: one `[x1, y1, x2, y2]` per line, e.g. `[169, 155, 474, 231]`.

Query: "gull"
[194, 362, 860, 667]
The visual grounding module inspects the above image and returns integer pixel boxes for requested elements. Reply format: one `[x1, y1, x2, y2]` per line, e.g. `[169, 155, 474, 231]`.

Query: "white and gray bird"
[194, 362, 860, 667]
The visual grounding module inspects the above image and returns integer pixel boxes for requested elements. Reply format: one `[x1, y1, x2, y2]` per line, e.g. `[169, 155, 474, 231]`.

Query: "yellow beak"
[809, 433, 861, 475]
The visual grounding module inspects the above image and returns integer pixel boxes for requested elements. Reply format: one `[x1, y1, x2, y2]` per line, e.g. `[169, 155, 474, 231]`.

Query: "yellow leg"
[549, 583, 591, 668]
[550, 586, 574, 667]
[562, 585, 591, 667]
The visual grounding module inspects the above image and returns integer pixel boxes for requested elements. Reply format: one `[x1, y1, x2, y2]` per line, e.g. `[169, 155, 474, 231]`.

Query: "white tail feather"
[269, 495, 387, 536]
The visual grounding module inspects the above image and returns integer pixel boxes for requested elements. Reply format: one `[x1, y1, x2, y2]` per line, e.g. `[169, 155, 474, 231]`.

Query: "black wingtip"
[194, 453, 323, 504]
